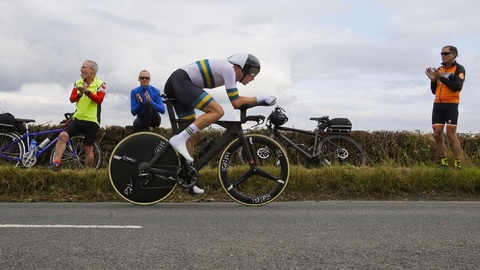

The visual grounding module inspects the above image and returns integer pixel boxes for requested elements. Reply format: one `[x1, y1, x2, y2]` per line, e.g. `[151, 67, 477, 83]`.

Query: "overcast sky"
[1, 0, 479, 133]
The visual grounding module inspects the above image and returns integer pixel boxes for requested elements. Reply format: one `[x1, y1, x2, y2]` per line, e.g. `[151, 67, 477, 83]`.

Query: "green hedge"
[11, 124, 480, 168]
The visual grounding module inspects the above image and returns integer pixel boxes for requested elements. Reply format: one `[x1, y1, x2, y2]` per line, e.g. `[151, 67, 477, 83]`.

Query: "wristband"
[85, 90, 91, 97]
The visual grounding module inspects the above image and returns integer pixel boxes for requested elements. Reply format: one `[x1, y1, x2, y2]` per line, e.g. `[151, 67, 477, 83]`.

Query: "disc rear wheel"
[108, 132, 179, 205]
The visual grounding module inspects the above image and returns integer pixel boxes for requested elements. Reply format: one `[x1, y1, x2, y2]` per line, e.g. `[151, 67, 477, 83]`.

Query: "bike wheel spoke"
[229, 168, 255, 187]
[50, 135, 102, 169]
[219, 134, 290, 206]
[318, 135, 366, 167]
[251, 167, 281, 181]
[0, 131, 25, 165]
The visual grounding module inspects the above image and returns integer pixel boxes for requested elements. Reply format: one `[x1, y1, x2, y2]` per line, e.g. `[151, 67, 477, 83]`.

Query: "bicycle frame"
[142, 97, 263, 177]
[269, 125, 323, 162]
[0, 127, 76, 164]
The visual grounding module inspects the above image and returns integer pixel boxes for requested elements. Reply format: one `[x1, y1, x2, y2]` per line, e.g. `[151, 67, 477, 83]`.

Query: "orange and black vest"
[431, 62, 465, 104]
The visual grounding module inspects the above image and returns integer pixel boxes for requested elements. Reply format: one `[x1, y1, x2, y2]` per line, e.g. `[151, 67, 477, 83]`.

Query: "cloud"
[0, 0, 479, 133]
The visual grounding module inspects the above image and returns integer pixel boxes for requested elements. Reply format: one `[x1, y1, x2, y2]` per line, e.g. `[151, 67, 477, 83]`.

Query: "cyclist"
[49, 60, 106, 171]
[164, 53, 276, 194]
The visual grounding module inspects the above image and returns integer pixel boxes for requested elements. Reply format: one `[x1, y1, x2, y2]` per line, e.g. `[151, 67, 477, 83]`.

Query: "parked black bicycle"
[265, 106, 366, 167]
[108, 95, 290, 206]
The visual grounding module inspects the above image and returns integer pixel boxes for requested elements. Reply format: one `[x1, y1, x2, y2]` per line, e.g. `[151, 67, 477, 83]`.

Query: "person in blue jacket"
[130, 70, 165, 133]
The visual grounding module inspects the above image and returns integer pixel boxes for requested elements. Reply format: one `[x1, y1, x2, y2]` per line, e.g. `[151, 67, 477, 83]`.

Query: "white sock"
[169, 123, 199, 162]
[177, 123, 199, 141]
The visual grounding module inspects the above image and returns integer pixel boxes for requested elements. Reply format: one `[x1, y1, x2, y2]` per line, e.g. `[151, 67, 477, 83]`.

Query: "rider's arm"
[130, 90, 141, 116]
[69, 87, 82, 103]
[150, 88, 166, 114]
[231, 96, 258, 109]
[85, 90, 105, 104]
[438, 64, 465, 92]
[430, 81, 437, 94]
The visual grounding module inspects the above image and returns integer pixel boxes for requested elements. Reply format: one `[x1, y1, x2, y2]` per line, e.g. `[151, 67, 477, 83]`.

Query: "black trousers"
[133, 103, 161, 133]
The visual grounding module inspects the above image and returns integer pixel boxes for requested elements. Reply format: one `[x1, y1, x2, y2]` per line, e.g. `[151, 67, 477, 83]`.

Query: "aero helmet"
[227, 53, 261, 77]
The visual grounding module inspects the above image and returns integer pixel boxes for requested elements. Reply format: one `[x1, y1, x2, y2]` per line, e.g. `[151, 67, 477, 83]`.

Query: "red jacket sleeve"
[69, 84, 106, 104]
[70, 88, 81, 103]
[86, 90, 105, 104]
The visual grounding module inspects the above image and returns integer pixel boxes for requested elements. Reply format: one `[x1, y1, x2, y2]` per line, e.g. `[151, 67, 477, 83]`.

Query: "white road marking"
[0, 224, 142, 229]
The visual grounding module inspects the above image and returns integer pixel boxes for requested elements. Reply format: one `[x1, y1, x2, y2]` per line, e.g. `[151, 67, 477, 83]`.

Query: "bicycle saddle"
[309, 116, 329, 122]
[15, 118, 36, 124]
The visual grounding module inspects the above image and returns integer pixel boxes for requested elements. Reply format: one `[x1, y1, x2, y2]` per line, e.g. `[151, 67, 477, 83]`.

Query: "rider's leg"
[186, 133, 200, 157]
[50, 120, 82, 169]
[170, 101, 224, 162]
[139, 103, 155, 131]
[82, 121, 99, 168]
[132, 117, 143, 133]
[84, 145, 94, 167]
[52, 131, 70, 165]
[446, 125, 462, 168]
[148, 102, 161, 128]
[432, 125, 447, 166]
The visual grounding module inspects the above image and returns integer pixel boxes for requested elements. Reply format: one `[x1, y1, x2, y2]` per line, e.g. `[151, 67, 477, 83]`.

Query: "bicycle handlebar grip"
[239, 101, 269, 120]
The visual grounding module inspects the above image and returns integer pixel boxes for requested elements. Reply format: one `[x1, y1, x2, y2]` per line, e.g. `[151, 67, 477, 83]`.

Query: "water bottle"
[38, 138, 51, 150]
[30, 139, 37, 154]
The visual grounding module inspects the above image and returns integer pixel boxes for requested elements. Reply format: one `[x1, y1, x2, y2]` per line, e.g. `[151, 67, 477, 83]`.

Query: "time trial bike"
[108, 95, 290, 206]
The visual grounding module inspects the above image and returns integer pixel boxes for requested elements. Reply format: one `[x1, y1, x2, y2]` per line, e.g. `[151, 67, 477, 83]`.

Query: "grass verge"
[1, 165, 479, 202]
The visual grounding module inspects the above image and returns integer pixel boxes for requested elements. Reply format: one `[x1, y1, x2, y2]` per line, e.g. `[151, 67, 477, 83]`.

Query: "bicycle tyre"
[317, 135, 366, 167]
[50, 135, 102, 169]
[0, 130, 25, 165]
[108, 132, 179, 205]
[219, 134, 290, 206]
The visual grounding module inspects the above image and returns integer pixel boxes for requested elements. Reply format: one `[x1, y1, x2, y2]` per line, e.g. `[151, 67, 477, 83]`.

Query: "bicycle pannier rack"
[326, 118, 352, 134]
[0, 112, 27, 134]
[0, 113, 16, 130]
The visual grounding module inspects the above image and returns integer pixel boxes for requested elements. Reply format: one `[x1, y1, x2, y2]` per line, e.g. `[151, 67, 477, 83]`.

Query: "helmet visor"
[247, 66, 260, 77]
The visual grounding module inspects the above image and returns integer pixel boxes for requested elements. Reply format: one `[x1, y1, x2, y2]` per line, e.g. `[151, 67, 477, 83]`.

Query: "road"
[1, 201, 479, 269]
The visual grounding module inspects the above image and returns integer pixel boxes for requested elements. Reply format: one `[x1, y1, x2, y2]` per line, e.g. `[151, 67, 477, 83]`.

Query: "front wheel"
[108, 132, 179, 205]
[317, 135, 366, 167]
[50, 135, 102, 169]
[219, 134, 290, 206]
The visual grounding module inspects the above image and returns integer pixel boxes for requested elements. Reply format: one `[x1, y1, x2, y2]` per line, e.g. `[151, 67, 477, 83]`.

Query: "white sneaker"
[191, 185, 204, 194]
[169, 135, 194, 162]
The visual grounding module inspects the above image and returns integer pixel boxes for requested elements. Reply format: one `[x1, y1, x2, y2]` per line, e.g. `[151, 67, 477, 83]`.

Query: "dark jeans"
[133, 103, 161, 133]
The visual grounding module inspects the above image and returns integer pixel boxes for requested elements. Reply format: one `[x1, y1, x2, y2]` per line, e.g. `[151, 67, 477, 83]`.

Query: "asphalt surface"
[1, 201, 479, 269]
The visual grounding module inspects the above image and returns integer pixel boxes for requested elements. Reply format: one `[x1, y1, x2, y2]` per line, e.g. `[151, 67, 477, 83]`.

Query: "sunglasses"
[139, 77, 150, 80]
[440, 52, 452, 56]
